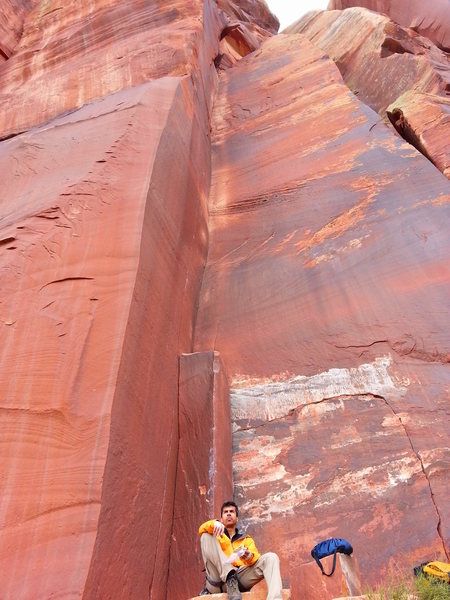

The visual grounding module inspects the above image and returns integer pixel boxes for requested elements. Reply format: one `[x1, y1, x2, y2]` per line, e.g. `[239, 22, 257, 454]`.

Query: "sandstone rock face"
[1, 1, 449, 598]
[0, 77, 210, 600]
[0, 0, 218, 138]
[327, 0, 450, 52]
[0, 1, 278, 598]
[289, 8, 450, 178]
[0, 0, 38, 60]
[193, 30, 450, 586]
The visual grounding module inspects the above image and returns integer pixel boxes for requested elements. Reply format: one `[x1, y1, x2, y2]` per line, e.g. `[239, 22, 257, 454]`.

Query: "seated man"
[198, 500, 283, 600]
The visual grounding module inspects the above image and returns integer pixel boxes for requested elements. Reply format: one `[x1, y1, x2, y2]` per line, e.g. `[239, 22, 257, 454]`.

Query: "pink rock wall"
[289, 8, 450, 178]
[0, 0, 38, 60]
[0, 1, 275, 598]
[0, 75, 210, 599]
[1, 1, 449, 598]
[327, 0, 450, 51]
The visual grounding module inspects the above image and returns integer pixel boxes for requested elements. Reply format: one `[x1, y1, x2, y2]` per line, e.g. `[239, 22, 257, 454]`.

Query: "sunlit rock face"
[193, 31, 450, 586]
[288, 8, 450, 178]
[1, 1, 449, 598]
[327, 0, 450, 52]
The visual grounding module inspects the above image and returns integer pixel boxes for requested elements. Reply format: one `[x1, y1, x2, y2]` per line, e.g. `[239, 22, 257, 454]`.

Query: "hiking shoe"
[225, 571, 241, 600]
[198, 588, 211, 596]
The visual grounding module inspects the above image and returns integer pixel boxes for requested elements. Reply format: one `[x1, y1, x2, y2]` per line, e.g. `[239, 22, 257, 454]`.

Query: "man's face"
[221, 505, 238, 528]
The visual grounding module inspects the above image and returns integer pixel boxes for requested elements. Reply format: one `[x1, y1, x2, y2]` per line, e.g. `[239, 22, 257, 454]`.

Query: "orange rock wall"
[0, 1, 224, 598]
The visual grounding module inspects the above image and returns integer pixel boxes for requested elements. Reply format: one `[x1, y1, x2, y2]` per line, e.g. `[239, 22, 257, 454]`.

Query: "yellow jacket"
[199, 519, 260, 567]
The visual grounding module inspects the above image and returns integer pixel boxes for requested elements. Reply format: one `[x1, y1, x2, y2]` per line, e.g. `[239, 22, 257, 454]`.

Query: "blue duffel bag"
[311, 538, 353, 577]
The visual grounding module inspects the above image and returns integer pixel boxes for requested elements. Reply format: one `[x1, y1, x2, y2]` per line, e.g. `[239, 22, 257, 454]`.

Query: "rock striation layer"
[0, 0, 39, 60]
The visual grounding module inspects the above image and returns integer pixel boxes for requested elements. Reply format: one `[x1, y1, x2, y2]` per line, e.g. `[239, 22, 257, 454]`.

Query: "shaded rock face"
[327, 0, 450, 52]
[0, 2, 449, 600]
[289, 8, 450, 178]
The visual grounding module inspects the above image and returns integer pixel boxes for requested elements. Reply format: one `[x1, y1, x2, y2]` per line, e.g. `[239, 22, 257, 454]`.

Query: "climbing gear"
[311, 538, 353, 577]
[423, 561, 450, 583]
[226, 570, 242, 600]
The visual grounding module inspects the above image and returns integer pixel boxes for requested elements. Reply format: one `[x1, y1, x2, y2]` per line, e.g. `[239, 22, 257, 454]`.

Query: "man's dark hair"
[221, 500, 239, 517]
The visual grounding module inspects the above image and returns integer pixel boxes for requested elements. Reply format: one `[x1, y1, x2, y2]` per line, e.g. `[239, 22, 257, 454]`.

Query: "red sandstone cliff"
[0, 1, 449, 599]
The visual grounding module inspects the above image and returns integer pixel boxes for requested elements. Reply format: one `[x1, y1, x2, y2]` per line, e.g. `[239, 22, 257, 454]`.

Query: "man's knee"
[201, 532, 220, 557]
[263, 551, 280, 564]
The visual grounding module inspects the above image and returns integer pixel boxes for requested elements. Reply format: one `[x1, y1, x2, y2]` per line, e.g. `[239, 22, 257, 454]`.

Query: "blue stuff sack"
[311, 538, 353, 577]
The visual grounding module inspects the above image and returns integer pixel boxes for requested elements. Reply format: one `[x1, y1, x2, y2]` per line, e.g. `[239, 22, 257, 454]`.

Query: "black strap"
[206, 573, 223, 592]
[314, 549, 338, 577]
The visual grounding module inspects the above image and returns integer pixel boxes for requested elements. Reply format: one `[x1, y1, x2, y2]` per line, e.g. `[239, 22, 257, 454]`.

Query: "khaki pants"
[200, 533, 283, 600]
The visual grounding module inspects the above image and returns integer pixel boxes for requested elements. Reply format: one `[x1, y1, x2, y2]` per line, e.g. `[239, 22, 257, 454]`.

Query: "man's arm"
[198, 519, 225, 537]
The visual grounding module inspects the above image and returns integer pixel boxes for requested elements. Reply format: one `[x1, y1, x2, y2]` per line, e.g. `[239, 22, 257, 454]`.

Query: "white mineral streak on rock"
[419, 447, 450, 473]
[236, 450, 422, 522]
[230, 355, 405, 424]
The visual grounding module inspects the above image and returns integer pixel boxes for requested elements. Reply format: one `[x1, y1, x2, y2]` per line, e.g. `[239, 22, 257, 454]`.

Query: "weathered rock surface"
[1, 1, 449, 598]
[0, 1, 278, 598]
[289, 8, 450, 178]
[327, 0, 450, 52]
[387, 91, 450, 179]
[193, 30, 450, 585]
[0, 77, 210, 600]
[0, 0, 219, 138]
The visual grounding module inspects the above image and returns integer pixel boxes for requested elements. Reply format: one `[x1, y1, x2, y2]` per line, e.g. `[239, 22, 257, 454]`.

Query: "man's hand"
[213, 520, 225, 537]
[241, 546, 252, 561]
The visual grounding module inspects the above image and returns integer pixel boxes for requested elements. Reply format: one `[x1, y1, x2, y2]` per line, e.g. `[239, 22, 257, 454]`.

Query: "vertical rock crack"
[380, 395, 449, 560]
